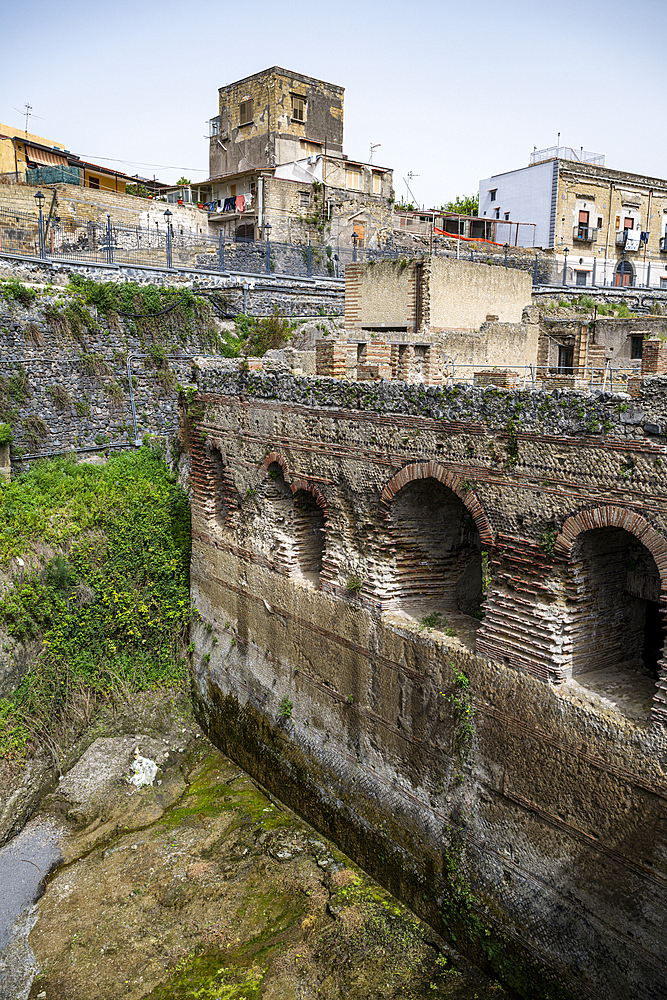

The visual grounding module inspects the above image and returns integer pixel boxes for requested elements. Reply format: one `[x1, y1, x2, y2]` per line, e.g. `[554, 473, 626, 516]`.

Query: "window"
[504, 212, 510, 221]
[660, 277, 667, 289]
[291, 95, 305, 122]
[88, 175, 100, 189]
[346, 168, 361, 190]
[575, 270, 588, 286]
[299, 191, 311, 208]
[353, 222, 365, 246]
[631, 337, 644, 359]
[489, 189, 497, 202]
[558, 345, 574, 372]
[210, 117, 220, 137]
[494, 208, 500, 219]
[239, 98, 253, 125]
[624, 216, 634, 230]
[372, 172, 382, 195]
[597, 216, 603, 229]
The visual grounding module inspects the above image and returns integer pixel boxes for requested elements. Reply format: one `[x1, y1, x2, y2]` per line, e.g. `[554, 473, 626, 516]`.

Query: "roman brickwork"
[189, 368, 667, 1000]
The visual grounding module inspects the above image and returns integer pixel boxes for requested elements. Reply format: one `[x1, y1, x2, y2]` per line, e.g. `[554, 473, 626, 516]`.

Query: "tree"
[442, 194, 479, 217]
[176, 176, 191, 186]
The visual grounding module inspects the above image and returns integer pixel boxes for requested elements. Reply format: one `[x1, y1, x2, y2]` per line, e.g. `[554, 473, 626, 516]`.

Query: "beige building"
[480, 145, 667, 287]
[203, 67, 394, 248]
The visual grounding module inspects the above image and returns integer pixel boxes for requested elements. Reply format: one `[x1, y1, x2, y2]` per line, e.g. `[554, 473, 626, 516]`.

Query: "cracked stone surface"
[0, 705, 509, 1000]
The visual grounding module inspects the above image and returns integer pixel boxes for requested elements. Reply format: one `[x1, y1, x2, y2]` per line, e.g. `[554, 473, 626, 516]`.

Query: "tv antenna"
[404, 171, 419, 207]
[12, 104, 43, 136]
[369, 143, 381, 164]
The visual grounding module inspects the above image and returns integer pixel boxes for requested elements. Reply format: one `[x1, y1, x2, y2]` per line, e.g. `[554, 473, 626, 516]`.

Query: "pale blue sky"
[2, 0, 666, 209]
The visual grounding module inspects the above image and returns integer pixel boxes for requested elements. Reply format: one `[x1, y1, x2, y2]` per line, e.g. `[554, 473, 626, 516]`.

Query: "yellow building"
[0, 124, 67, 179]
[0, 123, 148, 193]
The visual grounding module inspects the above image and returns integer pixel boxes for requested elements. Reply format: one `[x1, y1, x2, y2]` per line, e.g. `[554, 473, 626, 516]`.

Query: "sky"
[2, 0, 666, 210]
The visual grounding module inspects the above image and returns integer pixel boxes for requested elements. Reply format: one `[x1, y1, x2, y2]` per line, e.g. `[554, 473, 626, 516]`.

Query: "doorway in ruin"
[263, 461, 297, 575]
[292, 489, 325, 588]
[387, 477, 483, 632]
[262, 462, 325, 587]
[204, 441, 229, 529]
[567, 527, 664, 714]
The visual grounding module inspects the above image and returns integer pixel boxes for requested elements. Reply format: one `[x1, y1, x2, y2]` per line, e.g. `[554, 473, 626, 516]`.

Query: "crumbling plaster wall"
[189, 368, 667, 1000]
[345, 257, 533, 334]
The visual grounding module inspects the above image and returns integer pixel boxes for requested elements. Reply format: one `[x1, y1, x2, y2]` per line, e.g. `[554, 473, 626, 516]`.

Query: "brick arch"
[379, 462, 493, 545]
[555, 506, 667, 586]
[290, 478, 329, 518]
[261, 451, 291, 480]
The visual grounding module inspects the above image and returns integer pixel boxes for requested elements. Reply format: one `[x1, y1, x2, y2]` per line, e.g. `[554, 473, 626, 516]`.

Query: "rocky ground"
[0, 692, 509, 1000]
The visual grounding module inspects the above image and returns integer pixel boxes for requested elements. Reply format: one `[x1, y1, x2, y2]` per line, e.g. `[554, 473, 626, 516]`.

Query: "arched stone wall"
[379, 462, 494, 546]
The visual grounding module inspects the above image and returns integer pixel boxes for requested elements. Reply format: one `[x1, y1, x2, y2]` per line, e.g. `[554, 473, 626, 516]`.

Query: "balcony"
[615, 229, 645, 250]
[573, 225, 598, 242]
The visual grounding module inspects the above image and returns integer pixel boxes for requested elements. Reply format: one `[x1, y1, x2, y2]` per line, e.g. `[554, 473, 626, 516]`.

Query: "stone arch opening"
[568, 526, 664, 707]
[387, 476, 483, 620]
[204, 441, 229, 528]
[263, 460, 296, 574]
[292, 488, 325, 588]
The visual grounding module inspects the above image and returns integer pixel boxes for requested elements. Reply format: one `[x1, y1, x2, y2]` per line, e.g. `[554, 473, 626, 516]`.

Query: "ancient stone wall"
[189, 368, 667, 999]
[345, 257, 532, 334]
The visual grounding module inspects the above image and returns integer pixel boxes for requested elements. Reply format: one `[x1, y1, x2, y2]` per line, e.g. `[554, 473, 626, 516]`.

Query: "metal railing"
[444, 361, 640, 394]
[573, 226, 598, 242]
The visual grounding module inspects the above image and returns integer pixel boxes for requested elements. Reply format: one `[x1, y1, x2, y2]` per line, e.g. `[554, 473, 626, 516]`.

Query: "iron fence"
[5, 205, 661, 292]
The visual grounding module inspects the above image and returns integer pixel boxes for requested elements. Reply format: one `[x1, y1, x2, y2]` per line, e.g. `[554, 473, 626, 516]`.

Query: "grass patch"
[0, 447, 191, 759]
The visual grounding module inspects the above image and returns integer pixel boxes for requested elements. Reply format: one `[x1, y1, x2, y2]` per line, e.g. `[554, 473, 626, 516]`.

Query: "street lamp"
[352, 230, 358, 262]
[563, 247, 569, 286]
[164, 208, 173, 268]
[34, 189, 45, 258]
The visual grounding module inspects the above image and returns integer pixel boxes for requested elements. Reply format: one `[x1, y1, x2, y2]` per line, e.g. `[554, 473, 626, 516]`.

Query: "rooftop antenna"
[369, 142, 381, 164]
[404, 171, 419, 207]
[23, 103, 32, 136]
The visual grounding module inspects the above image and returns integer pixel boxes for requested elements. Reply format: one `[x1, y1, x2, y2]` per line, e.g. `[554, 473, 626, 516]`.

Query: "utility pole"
[369, 143, 381, 164]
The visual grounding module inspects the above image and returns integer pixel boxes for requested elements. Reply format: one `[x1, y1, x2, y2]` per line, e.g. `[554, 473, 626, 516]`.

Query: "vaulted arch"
[555, 506, 667, 587]
[378, 463, 487, 619]
[379, 462, 494, 545]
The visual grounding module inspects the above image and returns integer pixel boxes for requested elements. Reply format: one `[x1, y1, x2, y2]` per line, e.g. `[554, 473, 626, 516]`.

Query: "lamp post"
[164, 208, 173, 268]
[352, 230, 358, 262]
[563, 247, 569, 286]
[264, 221, 272, 274]
[34, 189, 45, 258]
[503, 242, 509, 267]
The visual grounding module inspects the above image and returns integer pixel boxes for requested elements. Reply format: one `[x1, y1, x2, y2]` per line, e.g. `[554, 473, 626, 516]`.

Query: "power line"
[78, 153, 208, 173]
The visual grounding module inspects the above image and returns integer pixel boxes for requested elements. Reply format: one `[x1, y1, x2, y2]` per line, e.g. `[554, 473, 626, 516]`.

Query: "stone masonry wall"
[189, 366, 667, 1000]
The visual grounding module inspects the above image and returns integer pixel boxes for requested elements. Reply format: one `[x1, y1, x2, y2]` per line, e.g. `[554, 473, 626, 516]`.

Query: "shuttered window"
[239, 99, 253, 125]
[291, 96, 305, 122]
[346, 168, 361, 190]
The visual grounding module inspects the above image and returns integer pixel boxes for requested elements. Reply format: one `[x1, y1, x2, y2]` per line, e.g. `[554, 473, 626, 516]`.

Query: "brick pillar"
[398, 344, 415, 382]
[315, 340, 347, 377]
[641, 339, 667, 376]
[424, 345, 443, 386]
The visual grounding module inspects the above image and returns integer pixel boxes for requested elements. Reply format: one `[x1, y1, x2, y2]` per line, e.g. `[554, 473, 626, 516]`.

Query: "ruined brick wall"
[345, 257, 532, 334]
[189, 367, 667, 1000]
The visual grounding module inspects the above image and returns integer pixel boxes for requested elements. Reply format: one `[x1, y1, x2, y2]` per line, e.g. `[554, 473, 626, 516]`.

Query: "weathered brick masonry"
[189, 369, 667, 1000]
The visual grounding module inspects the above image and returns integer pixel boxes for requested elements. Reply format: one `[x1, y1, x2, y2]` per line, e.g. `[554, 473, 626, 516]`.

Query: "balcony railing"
[615, 230, 645, 249]
[573, 226, 598, 242]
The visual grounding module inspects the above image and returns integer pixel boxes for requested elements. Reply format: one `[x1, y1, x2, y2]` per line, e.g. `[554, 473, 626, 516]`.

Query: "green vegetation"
[419, 612, 444, 630]
[0, 278, 36, 307]
[233, 306, 294, 358]
[278, 696, 293, 721]
[345, 575, 363, 594]
[441, 193, 479, 216]
[0, 365, 31, 427]
[0, 447, 191, 759]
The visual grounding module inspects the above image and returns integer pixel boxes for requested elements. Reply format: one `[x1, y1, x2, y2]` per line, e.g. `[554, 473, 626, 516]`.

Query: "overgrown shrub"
[0, 448, 191, 758]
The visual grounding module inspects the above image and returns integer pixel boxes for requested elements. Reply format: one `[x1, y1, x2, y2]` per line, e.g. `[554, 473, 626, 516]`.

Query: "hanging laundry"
[236, 194, 245, 213]
[223, 197, 236, 212]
